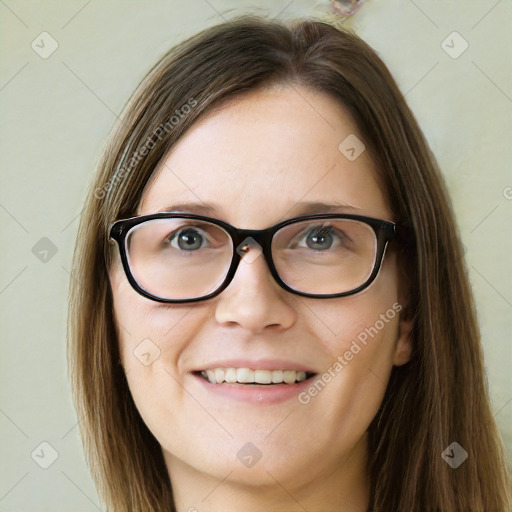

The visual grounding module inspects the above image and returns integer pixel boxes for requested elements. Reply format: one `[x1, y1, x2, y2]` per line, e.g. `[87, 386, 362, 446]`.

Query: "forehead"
[138, 86, 391, 227]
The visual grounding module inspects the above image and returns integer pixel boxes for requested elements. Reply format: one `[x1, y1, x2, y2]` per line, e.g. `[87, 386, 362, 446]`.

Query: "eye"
[296, 225, 350, 251]
[167, 227, 209, 251]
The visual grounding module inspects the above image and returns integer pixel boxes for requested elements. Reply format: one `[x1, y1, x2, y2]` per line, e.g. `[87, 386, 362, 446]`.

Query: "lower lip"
[192, 373, 316, 405]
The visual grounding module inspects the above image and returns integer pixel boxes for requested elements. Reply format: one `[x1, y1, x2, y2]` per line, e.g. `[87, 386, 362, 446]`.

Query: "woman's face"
[109, 85, 411, 504]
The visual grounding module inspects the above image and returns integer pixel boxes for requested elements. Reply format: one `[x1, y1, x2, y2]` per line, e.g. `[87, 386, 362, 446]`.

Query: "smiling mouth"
[197, 368, 317, 385]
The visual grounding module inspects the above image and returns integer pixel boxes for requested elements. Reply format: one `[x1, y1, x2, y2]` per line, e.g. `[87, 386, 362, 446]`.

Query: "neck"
[165, 434, 370, 512]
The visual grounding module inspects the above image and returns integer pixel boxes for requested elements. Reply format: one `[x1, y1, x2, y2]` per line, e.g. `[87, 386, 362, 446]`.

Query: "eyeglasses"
[109, 213, 400, 303]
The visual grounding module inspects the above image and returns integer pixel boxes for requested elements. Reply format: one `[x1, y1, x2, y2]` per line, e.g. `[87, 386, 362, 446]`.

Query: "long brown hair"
[67, 16, 511, 511]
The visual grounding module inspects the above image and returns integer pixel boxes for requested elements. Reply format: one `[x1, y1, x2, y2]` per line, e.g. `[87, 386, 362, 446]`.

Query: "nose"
[214, 245, 297, 334]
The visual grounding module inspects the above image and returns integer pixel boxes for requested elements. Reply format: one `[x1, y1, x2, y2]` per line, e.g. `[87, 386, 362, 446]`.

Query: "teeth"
[225, 368, 237, 383]
[237, 368, 254, 383]
[255, 369, 272, 384]
[200, 368, 310, 385]
[272, 370, 284, 383]
[283, 370, 297, 384]
[214, 368, 225, 382]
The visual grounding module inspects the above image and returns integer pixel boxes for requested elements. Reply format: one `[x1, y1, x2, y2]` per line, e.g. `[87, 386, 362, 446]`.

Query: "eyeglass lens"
[125, 217, 377, 300]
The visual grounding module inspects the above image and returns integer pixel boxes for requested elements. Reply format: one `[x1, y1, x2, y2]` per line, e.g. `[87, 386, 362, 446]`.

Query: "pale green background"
[1, 1, 511, 510]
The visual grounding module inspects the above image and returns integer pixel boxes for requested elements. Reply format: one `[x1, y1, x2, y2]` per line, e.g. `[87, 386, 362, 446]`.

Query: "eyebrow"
[157, 200, 358, 218]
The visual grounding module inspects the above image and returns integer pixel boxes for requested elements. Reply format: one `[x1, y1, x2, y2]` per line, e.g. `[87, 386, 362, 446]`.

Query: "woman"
[67, 16, 511, 512]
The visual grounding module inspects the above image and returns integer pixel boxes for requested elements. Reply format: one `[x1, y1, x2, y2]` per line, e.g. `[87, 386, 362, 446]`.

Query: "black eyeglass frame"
[109, 212, 401, 304]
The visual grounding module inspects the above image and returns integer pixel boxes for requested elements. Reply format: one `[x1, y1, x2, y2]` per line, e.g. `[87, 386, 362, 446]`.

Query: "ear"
[392, 307, 413, 366]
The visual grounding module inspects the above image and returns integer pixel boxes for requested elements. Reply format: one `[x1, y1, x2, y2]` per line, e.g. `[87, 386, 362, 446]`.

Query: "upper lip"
[193, 358, 318, 373]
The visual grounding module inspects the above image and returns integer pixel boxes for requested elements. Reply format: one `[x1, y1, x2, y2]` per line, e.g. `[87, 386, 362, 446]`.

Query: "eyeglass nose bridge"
[228, 227, 280, 278]
[221, 225, 297, 299]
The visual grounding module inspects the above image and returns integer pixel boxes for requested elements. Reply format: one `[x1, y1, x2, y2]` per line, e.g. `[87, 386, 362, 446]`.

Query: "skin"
[109, 84, 412, 512]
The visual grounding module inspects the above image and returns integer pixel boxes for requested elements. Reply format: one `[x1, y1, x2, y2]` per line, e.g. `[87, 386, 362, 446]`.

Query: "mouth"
[195, 368, 317, 385]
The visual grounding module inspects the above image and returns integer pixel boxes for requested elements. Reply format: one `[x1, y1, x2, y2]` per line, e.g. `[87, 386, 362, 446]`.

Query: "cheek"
[108, 262, 216, 417]
[303, 250, 400, 351]
[108, 269, 197, 437]
[110, 263, 194, 369]
[109, 271, 194, 443]
[293, 312, 400, 470]
[297, 254, 401, 437]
